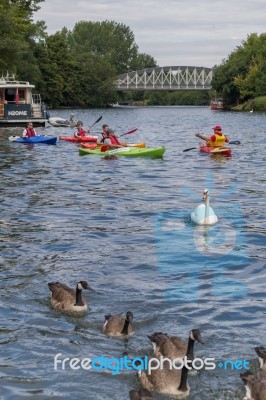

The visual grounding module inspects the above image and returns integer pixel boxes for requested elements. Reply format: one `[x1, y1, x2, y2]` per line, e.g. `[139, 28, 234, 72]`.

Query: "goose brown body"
[48, 281, 90, 313]
[103, 311, 134, 336]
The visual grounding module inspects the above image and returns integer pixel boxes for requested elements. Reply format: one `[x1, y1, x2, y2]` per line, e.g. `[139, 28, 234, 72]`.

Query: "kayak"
[59, 136, 98, 143]
[79, 146, 166, 158]
[80, 142, 146, 150]
[200, 145, 231, 156]
[9, 135, 57, 145]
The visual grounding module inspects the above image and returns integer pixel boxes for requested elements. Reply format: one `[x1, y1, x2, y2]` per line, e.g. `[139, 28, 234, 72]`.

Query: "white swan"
[190, 189, 218, 225]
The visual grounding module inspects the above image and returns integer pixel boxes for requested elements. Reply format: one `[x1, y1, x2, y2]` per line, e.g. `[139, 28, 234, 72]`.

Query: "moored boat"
[199, 144, 231, 156]
[59, 135, 98, 143]
[0, 73, 48, 126]
[210, 98, 227, 110]
[79, 146, 165, 158]
[9, 135, 57, 145]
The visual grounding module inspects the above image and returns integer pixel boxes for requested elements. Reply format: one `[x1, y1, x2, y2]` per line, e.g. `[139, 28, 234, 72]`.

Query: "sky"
[34, 0, 266, 68]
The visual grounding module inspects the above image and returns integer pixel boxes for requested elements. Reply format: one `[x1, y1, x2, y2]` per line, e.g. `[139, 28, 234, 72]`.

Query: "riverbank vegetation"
[1, 0, 266, 109]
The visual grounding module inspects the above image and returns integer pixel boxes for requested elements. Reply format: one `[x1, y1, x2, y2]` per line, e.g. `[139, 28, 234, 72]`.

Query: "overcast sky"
[34, 0, 266, 68]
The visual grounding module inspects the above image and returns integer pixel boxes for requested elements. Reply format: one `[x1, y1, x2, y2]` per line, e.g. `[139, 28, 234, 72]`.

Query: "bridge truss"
[116, 66, 213, 91]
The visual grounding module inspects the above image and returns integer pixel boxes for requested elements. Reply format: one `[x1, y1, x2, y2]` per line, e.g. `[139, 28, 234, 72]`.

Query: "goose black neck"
[121, 318, 130, 335]
[178, 363, 189, 392]
[75, 287, 84, 306]
[187, 336, 195, 359]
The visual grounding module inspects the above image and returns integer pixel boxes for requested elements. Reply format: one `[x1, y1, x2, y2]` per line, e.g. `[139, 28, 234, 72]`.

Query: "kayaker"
[74, 121, 90, 138]
[99, 125, 128, 148]
[22, 122, 38, 138]
[195, 125, 229, 147]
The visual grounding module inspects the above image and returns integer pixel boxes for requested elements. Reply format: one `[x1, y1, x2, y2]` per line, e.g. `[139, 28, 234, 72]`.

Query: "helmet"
[107, 128, 114, 134]
[213, 125, 222, 131]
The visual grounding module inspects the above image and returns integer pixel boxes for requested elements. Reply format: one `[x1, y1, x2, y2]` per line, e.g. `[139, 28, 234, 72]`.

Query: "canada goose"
[48, 281, 91, 313]
[255, 347, 266, 372]
[129, 388, 152, 399]
[103, 311, 134, 336]
[137, 350, 191, 396]
[240, 370, 266, 400]
[148, 329, 204, 360]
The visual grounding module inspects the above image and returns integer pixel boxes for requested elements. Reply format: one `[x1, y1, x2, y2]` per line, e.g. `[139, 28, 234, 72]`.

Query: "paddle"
[118, 128, 138, 137]
[88, 116, 102, 129]
[183, 140, 241, 152]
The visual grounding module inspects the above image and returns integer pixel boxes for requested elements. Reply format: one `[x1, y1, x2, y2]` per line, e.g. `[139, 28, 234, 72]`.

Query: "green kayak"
[79, 146, 166, 158]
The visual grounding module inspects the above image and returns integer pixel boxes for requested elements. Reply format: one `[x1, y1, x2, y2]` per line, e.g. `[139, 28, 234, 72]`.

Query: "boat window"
[5, 88, 15, 102]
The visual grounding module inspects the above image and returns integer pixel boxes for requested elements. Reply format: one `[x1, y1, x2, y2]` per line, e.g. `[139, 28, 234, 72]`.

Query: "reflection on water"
[0, 107, 265, 399]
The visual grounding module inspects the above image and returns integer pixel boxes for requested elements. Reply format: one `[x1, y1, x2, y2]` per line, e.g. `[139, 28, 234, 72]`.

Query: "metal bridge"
[115, 66, 213, 91]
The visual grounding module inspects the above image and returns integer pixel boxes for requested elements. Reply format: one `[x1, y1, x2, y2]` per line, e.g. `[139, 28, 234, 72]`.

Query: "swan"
[190, 189, 218, 225]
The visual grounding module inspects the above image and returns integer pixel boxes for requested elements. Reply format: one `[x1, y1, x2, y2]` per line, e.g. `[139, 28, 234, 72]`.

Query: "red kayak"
[200, 145, 232, 156]
[59, 136, 98, 143]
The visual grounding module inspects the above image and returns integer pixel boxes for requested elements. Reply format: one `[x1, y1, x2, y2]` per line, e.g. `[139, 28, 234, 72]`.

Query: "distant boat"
[210, 98, 227, 110]
[0, 73, 48, 126]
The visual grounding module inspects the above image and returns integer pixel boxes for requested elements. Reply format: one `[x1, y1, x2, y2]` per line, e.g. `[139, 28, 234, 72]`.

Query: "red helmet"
[213, 125, 222, 131]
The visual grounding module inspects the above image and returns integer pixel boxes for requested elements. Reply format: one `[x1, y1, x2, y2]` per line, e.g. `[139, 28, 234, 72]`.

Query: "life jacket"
[76, 128, 86, 137]
[208, 133, 227, 147]
[26, 127, 36, 137]
[102, 132, 121, 145]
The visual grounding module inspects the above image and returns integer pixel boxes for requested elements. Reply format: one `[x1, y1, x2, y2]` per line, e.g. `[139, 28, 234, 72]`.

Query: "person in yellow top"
[195, 125, 229, 147]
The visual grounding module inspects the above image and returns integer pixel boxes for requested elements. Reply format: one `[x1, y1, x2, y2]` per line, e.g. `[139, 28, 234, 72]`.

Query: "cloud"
[34, 0, 266, 67]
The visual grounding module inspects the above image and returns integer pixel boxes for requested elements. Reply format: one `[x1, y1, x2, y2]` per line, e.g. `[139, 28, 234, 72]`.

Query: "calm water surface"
[0, 106, 265, 399]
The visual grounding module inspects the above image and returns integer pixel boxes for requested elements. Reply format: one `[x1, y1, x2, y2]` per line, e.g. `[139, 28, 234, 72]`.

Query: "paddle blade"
[183, 147, 197, 152]
[89, 116, 103, 129]
[228, 140, 240, 145]
[119, 128, 138, 137]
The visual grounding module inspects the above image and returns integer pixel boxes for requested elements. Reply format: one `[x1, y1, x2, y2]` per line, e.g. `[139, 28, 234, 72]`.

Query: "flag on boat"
[15, 88, 19, 105]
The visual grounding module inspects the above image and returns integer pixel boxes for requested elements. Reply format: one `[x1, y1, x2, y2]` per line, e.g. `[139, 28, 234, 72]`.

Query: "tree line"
[1, 0, 265, 108]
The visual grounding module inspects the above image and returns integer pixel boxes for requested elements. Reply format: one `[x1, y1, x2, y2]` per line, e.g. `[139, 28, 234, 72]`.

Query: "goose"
[129, 388, 152, 399]
[103, 311, 134, 336]
[48, 280, 91, 313]
[255, 347, 266, 372]
[148, 329, 204, 360]
[137, 347, 192, 396]
[240, 370, 266, 400]
[190, 189, 218, 225]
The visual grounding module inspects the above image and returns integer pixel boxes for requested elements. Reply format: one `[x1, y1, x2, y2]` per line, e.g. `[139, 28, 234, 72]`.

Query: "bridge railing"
[115, 66, 213, 91]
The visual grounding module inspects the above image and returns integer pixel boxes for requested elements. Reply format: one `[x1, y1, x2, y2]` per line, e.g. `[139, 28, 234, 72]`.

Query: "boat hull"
[80, 142, 146, 150]
[79, 146, 165, 158]
[10, 135, 57, 145]
[200, 145, 231, 156]
[59, 136, 98, 143]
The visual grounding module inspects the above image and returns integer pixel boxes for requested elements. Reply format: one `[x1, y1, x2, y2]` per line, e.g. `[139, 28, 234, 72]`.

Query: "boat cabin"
[0, 74, 48, 126]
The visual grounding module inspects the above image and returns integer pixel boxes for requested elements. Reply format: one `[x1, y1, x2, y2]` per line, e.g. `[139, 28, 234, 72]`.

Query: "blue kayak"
[9, 135, 57, 145]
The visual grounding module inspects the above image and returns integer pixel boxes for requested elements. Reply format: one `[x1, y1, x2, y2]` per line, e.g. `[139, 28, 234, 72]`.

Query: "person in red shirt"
[74, 121, 90, 138]
[22, 122, 38, 138]
[195, 125, 229, 147]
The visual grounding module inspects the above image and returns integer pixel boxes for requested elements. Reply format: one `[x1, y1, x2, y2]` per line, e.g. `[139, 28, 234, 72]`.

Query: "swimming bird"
[240, 370, 266, 400]
[148, 329, 204, 360]
[191, 189, 218, 225]
[129, 388, 152, 399]
[103, 311, 134, 336]
[137, 346, 192, 396]
[255, 347, 266, 372]
[48, 281, 91, 313]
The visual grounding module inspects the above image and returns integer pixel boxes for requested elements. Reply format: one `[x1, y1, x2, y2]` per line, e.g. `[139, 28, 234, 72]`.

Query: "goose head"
[126, 311, 134, 323]
[190, 329, 204, 344]
[77, 281, 93, 291]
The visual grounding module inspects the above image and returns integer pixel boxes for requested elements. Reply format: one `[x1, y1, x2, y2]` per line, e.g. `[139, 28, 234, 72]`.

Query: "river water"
[0, 106, 265, 399]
